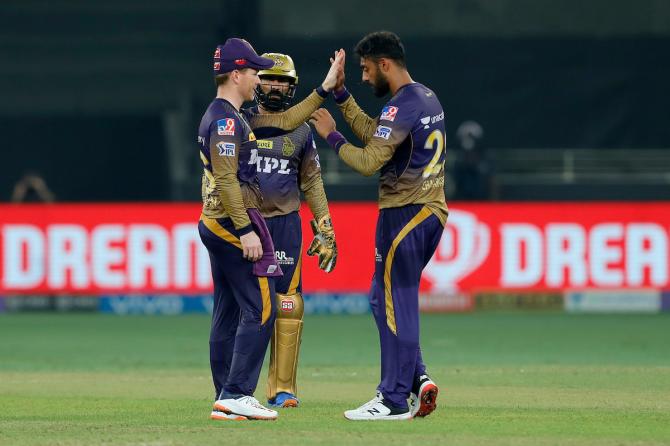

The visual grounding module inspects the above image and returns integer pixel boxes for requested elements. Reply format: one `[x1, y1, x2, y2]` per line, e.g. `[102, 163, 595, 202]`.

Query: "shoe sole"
[415, 384, 438, 417]
[343, 413, 413, 421]
[213, 402, 277, 421]
[211, 411, 248, 421]
[280, 398, 299, 408]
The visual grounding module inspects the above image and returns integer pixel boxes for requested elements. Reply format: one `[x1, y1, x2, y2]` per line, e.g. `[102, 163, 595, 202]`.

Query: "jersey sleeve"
[209, 115, 252, 232]
[249, 88, 328, 131]
[299, 130, 330, 221]
[336, 93, 377, 144]
[336, 101, 415, 176]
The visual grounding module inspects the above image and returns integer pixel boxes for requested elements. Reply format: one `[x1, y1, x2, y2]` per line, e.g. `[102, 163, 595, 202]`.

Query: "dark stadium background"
[2, 0, 669, 202]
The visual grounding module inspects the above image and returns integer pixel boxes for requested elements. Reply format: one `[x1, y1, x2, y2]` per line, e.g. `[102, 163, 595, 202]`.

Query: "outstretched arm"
[333, 89, 377, 145]
[310, 108, 397, 176]
[249, 49, 346, 131]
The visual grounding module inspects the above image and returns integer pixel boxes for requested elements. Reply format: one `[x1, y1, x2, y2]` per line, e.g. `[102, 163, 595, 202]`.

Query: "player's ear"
[230, 69, 240, 84]
[378, 58, 391, 73]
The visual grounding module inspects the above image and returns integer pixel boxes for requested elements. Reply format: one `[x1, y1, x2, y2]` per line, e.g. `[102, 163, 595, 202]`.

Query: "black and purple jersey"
[335, 82, 448, 224]
[197, 98, 261, 232]
[241, 108, 321, 217]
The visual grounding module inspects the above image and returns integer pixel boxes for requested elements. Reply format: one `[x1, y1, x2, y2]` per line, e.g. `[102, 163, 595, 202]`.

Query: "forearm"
[326, 132, 394, 177]
[216, 173, 252, 234]
[250, 88, 329, 131]
[302, 176, 330, 222]
[334, 89, 376, 144]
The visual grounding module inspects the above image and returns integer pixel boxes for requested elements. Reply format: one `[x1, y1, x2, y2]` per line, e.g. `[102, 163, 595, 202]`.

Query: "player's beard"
[370, 71, 390, 97]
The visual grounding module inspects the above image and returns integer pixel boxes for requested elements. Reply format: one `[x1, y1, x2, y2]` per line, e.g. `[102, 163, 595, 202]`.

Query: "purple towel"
[247, 208, 283, 278]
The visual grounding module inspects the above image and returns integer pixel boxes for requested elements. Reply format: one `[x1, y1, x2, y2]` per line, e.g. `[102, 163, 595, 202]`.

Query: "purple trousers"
[264, 211, 303, 295]
[199, 211, 280, 399]
[370, 204, 444, 408]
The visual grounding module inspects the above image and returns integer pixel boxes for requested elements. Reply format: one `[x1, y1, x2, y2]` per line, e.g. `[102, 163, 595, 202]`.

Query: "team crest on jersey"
[380, 105, 398, 122]
[216, 142, 235, 156]
[282, 136, 295, 156]
[373, 125, 392, 140]
[217, 118, 235, 136]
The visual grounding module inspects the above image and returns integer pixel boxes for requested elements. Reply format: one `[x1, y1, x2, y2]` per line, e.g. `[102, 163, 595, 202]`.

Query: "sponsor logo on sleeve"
[217, 118, 235, 136]
[216, 142, 236, 157]
[373, 125, 392, 140]
[380, 105, 398, 122]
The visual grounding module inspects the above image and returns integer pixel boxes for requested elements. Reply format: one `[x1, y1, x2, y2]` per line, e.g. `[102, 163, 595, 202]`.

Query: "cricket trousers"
[264, 211, 303, 295]
[369, 204, 444, 408]
[199, 215, 278, 399]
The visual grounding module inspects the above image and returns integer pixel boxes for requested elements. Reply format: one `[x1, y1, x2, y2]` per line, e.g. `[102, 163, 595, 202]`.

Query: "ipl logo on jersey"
[217, 118, 235, 136]
[216, 142, 235, 157]
[380, 105, 398, 122]
[373, 125, 392, 140]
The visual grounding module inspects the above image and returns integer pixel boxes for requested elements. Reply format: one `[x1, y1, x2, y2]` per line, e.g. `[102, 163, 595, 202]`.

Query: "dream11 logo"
[423, 210, 490, 292]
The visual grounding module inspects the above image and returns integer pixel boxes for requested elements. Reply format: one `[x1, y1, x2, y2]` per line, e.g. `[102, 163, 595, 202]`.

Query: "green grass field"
[1, 312, 669, 445]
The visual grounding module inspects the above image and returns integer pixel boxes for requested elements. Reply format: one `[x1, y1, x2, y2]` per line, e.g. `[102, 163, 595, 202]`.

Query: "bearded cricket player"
[310, 31, 447, 421]
[239, 52, 337, 409]
[198, 38, 343, 421]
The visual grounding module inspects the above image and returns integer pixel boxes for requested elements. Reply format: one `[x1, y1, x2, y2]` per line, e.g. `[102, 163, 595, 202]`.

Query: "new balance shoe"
[210, 409, 247, 421]
[344, 392, 412, 421]
[268, 392, 299, 408]
[409, 374, 439, 417]
[214, 395, 278, 420]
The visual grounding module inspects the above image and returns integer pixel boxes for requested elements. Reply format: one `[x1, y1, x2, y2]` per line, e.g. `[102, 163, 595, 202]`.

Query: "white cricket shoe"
[409, 374, 439, 418]
[344, 392, 412, 421]
[214, 395, 278, 420]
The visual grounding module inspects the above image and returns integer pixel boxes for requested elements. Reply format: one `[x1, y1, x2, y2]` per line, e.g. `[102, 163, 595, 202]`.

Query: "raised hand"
[322, 49, 345, 92]
[330, 49, 346, 93]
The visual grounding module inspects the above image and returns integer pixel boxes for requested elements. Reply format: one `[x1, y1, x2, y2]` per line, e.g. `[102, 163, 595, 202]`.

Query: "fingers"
[307, 238, 320, 256]
[243, 245, 262, 262]
[310, 108, 328, 121]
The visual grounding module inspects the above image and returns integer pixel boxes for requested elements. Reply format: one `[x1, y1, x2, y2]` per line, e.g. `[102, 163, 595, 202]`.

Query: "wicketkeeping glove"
[306, 214, 337, 273]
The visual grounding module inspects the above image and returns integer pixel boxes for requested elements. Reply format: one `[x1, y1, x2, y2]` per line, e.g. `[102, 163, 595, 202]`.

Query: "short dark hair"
[215, 73, 230, 86]
[354, 31, 406, 67]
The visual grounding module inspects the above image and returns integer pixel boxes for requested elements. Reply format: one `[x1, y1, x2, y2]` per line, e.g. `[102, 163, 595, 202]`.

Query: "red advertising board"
[0, 202, 668, 294]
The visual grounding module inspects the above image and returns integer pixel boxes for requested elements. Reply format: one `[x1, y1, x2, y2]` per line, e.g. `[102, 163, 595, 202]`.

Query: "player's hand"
[330, 49, 346, 93]
[309, 108, 337, 140]
[322, 49, 345, 92]
[240, 231, 263, 262]
[306, 214, 337, 273]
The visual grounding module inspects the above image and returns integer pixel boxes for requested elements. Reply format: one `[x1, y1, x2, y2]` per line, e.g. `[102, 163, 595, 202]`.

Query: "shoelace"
[240, 396, 271, 411]
[359, 392, 383, 410]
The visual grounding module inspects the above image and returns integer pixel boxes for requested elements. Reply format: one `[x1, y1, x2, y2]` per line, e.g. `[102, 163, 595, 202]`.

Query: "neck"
[388, 69, 413, 96]
[216, 84, 243, 110]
